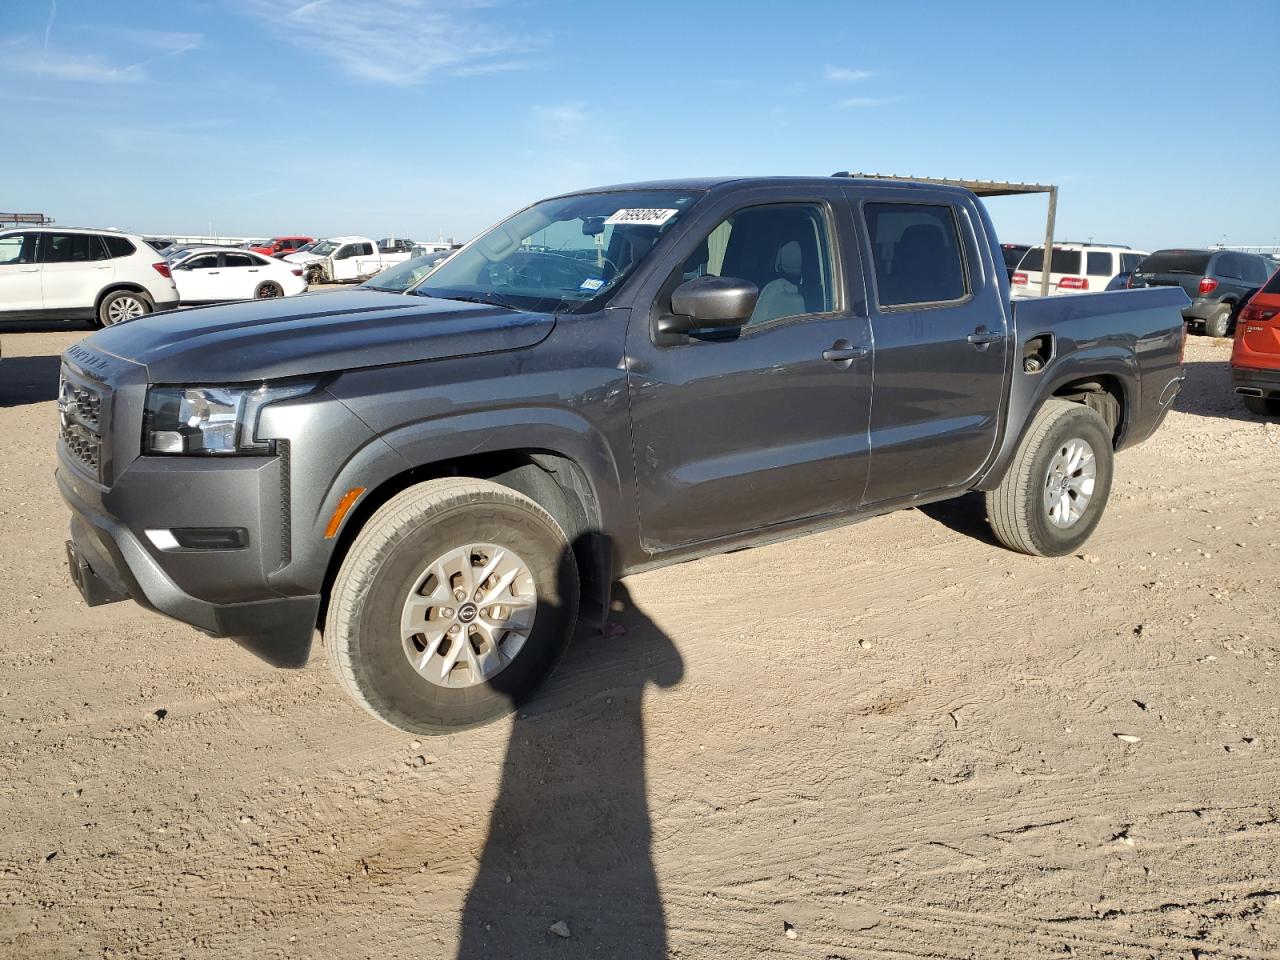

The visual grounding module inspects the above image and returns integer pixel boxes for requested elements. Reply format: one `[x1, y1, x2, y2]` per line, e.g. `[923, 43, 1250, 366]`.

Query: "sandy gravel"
[0, 325, 1277, 959]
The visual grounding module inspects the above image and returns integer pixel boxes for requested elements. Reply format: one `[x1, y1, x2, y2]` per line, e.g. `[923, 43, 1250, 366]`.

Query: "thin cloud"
[41, 0, 56, 55]
[531, 103, 589, 140]
[839, 95, 905, 108]
[824, 65, 874, 82]
[3, 23, 201, 83]
[242, 0, 545, 85]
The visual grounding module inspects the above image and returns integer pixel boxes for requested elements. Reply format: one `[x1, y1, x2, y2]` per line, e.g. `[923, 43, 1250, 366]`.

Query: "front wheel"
[97, 289, 153, 327]
[324, 478, 579, 734]
[985, 399, 1115, 557]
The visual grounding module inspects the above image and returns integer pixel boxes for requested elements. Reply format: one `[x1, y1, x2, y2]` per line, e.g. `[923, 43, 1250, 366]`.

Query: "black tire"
[254, 281, 284, 299]
[1243, 395, 1280, 417]
[1205, 303, 1232, 338]
[97, 289, 153, 327]
[324, 478, 579, 734]
[985, 399, 1115, 557]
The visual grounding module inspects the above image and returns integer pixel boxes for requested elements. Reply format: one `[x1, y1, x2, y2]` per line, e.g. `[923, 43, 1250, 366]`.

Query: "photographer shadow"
[456, 580, 683, 959]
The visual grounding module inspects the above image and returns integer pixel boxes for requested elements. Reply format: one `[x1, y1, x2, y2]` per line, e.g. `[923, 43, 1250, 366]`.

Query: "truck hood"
[283, 252, 322, 264]
[82, 291, 555, 383]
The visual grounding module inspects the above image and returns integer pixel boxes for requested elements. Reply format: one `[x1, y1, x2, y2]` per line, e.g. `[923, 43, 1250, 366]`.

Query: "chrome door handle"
[19, 267, 38, 273]
[823, 342, 869, 363]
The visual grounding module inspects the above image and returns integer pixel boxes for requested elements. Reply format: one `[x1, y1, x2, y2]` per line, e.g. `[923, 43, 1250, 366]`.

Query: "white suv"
[1011, 243, 1147, 298]
[0, 227, 179, 326]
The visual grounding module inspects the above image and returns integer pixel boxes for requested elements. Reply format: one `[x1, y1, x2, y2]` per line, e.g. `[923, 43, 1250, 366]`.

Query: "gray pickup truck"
[57, 176, 1188, 733]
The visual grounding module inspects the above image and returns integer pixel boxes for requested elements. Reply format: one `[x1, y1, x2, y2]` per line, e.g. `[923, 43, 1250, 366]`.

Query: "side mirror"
[662, 276, 758, 334]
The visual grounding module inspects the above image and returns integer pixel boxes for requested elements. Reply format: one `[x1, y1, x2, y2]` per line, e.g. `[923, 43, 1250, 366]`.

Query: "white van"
[1011, 243, 1147, 298]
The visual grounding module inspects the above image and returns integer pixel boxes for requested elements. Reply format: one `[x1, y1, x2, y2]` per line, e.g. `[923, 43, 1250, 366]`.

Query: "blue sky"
[3, 0, 1277, 250]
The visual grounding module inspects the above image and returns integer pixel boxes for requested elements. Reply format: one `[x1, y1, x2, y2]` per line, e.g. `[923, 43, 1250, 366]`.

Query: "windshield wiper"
[418, 290, 517, 310]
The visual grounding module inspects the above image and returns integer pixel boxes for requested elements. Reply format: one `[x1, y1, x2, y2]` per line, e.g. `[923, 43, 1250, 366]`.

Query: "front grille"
[61, 421, 101, 473]
[64, 381, 102, 431]
[58, 366, 108, 480]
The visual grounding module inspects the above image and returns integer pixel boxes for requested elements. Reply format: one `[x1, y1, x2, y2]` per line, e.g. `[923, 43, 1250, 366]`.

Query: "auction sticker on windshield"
[604, 208, 679, 226]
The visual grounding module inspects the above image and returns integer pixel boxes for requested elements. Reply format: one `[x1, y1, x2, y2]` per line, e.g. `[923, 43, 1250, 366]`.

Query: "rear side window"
[223, 253, 255, 268]
[1138, 251, 1211, 275]
[43, 232, 105, 264]
[1242, 256, 1271, 285]
[1216, 253, 1242, 279]
[101, 235, 136, 259]
[680, 202, 834, 327]
[1086, 251, 1113, 276]
[864, 202, 967, 307]
[358, 243, 373, 256]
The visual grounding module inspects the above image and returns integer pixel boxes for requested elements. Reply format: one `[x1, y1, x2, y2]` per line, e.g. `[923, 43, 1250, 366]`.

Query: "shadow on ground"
[0, 355, 61, 407]
[457, 582, 683, 958]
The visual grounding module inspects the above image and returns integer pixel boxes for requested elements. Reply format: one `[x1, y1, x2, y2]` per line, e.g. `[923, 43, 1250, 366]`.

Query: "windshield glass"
[1138, 251, 1212, 275]
[310, 240, 339, 256]
[416, 189, 703, 312]
[363, 252, 450, 292]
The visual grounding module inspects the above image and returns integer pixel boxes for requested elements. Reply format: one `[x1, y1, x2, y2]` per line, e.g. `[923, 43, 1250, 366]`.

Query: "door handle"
[966, 327, 1004, 349]
[822, 341, 869, 364]
[19, 267, 38, 273]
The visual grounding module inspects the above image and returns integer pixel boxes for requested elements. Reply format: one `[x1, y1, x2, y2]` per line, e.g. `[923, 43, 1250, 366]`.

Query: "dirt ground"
[0, 325, 1277, 960]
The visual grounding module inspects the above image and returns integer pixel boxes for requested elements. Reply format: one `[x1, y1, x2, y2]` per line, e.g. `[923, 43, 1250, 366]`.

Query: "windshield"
[363, 252, 450, 292]
[416, 189, 703, 312]
[310, 240, 339, 256]
[1138, 250, 1212, 275]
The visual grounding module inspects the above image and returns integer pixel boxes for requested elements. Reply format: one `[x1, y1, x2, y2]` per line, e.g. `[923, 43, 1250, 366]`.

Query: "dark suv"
[1130, 249, 1275, 337]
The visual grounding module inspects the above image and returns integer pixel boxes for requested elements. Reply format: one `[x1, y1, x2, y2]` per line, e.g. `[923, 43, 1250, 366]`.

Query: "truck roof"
[553, 175, 978, 201]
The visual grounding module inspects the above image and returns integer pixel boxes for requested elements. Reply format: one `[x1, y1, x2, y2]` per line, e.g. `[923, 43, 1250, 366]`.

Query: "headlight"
[142, 381, 318, 455]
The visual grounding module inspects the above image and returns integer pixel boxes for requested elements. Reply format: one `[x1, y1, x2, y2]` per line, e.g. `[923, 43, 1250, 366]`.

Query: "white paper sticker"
[604, 208, 679, 227]
[579, 277, 605, 291]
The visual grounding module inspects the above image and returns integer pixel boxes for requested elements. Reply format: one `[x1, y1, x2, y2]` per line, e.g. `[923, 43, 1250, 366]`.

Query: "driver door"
[625, 192, 873, 551]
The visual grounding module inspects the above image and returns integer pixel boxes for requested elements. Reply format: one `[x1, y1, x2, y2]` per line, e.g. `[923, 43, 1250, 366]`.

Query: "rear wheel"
[254, 281, 284, 299]
[985, 399, 1115, 557]
[97, 289, 152, 327]
[1243, 395, 1280, 417]
[324, 478, 579, 734]
[1205, 303, 1232, 338]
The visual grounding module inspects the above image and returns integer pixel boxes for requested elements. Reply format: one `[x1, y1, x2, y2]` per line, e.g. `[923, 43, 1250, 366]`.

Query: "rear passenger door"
[40, 233, 113, 311]
[849, 190, 1009, 505]
[221, 252, 263, 299]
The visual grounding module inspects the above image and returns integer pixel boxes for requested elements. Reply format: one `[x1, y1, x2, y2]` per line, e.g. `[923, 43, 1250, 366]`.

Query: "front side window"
[0, 232, 37, 265]
[864, 202, 967, 307]
[1087, 251, 1114, 276]
[679, 203, 834, 326]
[419, 189, 702, 313]
[43, 232, 104, 264]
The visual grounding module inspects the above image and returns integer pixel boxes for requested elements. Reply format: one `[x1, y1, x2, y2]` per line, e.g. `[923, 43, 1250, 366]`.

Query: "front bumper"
[59, 468, 320, 666]
[1181, 299, 1222, 323]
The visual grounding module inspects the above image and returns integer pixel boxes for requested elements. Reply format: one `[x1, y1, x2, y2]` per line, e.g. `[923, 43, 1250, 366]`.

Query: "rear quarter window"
[101, 235, 136, 259]
[1086, 251, 1114, 276]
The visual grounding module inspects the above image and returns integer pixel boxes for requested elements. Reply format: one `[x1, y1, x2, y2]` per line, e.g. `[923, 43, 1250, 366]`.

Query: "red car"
[1231, 265, 1280, 416]
[248, 236, 313, 258]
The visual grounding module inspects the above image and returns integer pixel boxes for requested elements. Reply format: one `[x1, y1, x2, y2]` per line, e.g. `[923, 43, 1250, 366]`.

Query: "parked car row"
[1009, 242, 1278, 340]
